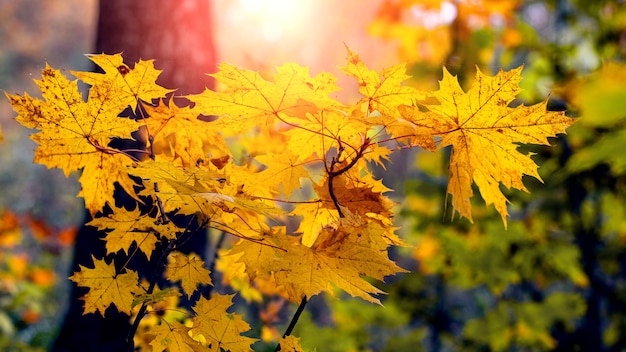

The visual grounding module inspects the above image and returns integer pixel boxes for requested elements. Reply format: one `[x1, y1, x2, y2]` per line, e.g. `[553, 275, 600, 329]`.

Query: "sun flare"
[234, 0, 313, 42]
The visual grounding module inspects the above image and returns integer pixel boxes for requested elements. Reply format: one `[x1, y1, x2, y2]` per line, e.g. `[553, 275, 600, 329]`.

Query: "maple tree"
[4, 45, 572, 351]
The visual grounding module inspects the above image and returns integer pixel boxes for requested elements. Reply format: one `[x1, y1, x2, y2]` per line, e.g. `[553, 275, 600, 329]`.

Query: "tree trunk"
[52, 1, 216, 351]
[95, 0, 217, 94]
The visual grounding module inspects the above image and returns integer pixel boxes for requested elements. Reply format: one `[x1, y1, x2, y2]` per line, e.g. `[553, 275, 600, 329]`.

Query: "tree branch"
[274, 296, 308, 352]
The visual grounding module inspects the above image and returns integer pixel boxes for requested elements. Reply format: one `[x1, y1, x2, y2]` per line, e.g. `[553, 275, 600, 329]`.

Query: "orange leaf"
[0, 210, 21, 248]
[29, 267, 56, 287]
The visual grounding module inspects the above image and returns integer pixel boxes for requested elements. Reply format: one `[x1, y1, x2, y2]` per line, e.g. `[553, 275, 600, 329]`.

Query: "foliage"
[0, 209, 76, 350]
[356, 1, 626, 351]
[2, 39, 571, 351]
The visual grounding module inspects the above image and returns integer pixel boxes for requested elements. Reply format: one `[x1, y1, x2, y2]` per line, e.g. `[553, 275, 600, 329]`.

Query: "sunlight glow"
[235, 0, 313, 42]
[410, 1, 457, 29]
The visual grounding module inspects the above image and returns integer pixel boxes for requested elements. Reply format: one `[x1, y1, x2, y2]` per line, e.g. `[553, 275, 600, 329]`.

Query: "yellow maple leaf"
[291, 201, 338, 248]
[78, 153, 139, 213]
[190, 294, 257, 351]
[413, 66, 573, 225]
[149, 321, 205, 352]
[129, 160, 283, 241]
[69, 255, 138, 316]
[291, 169, 396, 246]
[285, 219, 405, 304]
[226, 222, 405, 305]
[142, 98, 230, 168]
[284, 109, 368, 163]
[128, 160, 231, 216]
[254, 151, 309, 198]
[187, 62, 340, 135]
[72, 53, 173, 110]
[278, 335, 305, 352]
[341, 46, 426, 117]
[314, 173, 395, 218]
[165, 251, 212, 299]
[6, 57, 170, 214]
[339, 48, 437, 152]
[87, 207, 179, 258]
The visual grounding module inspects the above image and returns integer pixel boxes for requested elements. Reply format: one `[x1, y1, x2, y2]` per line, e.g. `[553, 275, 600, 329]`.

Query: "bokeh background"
[2, 0, 626, 351]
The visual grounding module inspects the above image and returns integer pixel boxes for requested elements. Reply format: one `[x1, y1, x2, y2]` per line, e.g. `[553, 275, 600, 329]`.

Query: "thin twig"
[153, 182, 170, 225]
[326, 139, 369, 218]
[126, 239, 176, 351]
[274, 296, 308, 352]
[126, 212, 202, 350]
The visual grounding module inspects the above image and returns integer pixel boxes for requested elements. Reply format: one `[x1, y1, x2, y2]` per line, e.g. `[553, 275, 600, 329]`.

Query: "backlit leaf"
[419, 66, 574, 225]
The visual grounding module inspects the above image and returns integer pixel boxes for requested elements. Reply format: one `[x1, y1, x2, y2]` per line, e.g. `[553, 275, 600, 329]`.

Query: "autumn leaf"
[72, 53, 172, 110]
[291, 168, 395, 247]
[69, 255, 139, 315]
[131, 287, 182, 310]
[413, 66, 574, 225]
[165, 251, 212, 299]
[291, 201, 338, 248]
[314, 172, 395, 219]
[149, 321, 205, 352]
[254, 151, 309, 198]
[190, 294, 257, 351]
[339, 48, 436, 152]
[129, 160, 284, 241]
[187, 62, 340, 135]
[0, 210, 21, 248]
[6, 61, 149, 213]
[127, 160, 232, 216]
[215, 248, 287, 301]
[341, 46, 426, 117]
[278, 336, 305, 352]
[285, 219, 405, 304]
[87, 207, 180, 258]
[142, 98, 230, 168]
[284, 109, 368, 163]
[225, 221, 406, 305]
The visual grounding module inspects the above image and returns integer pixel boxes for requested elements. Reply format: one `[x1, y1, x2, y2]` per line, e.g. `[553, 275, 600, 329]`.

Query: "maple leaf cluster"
[6, 47, 572, 350]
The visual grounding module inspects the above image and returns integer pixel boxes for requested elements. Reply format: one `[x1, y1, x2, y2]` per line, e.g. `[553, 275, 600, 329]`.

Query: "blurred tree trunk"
[52, 1, 216, 351]
[95, 0, 217, 94]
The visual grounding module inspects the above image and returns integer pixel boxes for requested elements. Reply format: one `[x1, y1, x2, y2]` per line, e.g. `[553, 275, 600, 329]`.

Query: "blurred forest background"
[2, 0, 626, 351]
